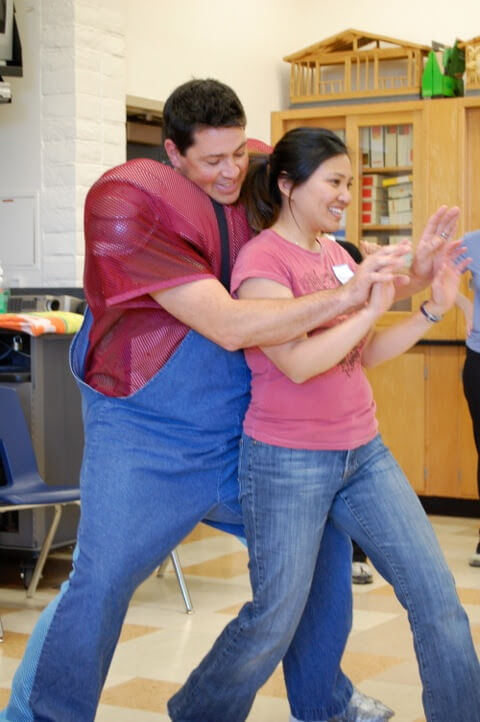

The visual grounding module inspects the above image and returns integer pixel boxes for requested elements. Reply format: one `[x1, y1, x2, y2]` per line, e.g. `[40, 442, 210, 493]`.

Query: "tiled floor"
[0, 515, 478, 721]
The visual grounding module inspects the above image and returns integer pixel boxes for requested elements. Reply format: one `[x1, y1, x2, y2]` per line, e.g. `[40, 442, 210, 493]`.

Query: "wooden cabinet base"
[366, 344, 478, 501]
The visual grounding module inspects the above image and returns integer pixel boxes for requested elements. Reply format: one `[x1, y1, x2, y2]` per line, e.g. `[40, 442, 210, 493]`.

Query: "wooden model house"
[283, 29, 431, 104]
[459, 36, 480, 90]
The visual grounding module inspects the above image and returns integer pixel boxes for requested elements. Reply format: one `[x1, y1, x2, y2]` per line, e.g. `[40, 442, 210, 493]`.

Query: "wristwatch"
[419, 301, 443, 323]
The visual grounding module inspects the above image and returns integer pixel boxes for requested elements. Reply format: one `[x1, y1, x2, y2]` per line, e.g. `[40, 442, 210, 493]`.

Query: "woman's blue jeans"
[168, 433, 480, 722]
[0, 319, 353, 722]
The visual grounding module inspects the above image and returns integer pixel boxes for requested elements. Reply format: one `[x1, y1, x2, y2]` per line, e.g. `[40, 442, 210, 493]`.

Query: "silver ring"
[440, 231, 449, 240]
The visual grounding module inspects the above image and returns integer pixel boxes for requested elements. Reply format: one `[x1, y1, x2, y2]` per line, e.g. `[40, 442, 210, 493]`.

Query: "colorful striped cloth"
[0, 311, 84, 336]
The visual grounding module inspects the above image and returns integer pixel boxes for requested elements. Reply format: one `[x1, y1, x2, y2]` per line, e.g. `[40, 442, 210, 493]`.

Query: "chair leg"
[170, 548, 193, 614]
[0, 615, 4, 642]
[156, 557, 170, 577]
[26, 504, 63, 598]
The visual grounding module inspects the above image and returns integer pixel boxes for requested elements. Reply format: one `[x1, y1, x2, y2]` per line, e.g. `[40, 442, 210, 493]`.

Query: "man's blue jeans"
[168, 433, 480, 722]
[0, 324, 352, 721]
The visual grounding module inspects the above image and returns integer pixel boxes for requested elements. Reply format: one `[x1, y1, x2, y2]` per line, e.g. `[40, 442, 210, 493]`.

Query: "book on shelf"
[362, 173, 384, 187]
[389, 209, 413, 225]
[362, 200, 388, 223]
[362, 211, 389, 224]
[362, 199, 387, 213]
[388, 196, 413, 214]
[361, 185, 386, 200]
[359, 127, 370, 166]
[369, 126, 384, 168]
[384, 125, 398, 167]
[387, 182, 413, 199]
[382, 174, 413, 187]
[397, 125, 413, 166]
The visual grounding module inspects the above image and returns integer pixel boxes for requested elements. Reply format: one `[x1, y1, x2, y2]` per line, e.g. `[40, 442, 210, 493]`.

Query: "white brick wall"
[40, 0, 126, 287]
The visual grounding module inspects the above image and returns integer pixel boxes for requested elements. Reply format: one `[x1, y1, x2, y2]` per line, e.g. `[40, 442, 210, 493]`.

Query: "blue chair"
[0, 386, 80, 599]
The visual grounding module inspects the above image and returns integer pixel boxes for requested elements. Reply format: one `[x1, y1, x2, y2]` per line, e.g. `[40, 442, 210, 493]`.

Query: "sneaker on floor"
[469, 540, 480, 567]
[352, 560, 374, 584]
[289, 688, 394, 721]
[345, 687, 394, 720]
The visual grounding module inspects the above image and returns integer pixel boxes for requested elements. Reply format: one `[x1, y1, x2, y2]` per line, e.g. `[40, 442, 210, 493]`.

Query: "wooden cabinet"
[271, 96, 480, 337]
[272, 97, 480, 501]
[366, 348, 425, 493]
[366, 344, 477, 500]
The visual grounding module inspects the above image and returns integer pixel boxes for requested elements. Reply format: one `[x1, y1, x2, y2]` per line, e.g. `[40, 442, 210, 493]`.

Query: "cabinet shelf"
[362, 224, 412, 231]
[362, 166, 412, 174]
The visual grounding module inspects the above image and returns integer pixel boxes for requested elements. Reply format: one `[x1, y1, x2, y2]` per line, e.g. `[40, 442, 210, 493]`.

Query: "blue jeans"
[0, 317, 352, 721]
[168, 433, 480, 722]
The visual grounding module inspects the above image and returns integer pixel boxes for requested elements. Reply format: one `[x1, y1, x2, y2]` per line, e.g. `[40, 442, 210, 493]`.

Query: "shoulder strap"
[210, 199, 231, 291]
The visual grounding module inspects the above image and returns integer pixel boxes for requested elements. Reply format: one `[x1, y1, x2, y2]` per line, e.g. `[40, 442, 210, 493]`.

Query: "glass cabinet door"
[358, 123, 413, 247]
[345, 112, 419, 315]
[360, 122, 413, 312]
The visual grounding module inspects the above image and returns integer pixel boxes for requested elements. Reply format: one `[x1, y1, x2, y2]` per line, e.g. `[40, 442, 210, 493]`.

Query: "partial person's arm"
[152, 242, 409, 352]
[455, 290, 473, 336]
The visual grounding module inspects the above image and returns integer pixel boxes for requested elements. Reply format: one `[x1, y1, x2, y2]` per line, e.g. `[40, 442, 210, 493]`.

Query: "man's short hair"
[163, 78, 246, 155]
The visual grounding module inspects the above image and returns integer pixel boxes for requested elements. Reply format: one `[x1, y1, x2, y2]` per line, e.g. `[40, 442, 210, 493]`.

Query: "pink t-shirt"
[230, 229, 378, 450]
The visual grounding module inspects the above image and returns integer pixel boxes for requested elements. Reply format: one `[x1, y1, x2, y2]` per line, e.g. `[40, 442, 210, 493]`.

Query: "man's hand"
[359, 239, 382, 256]
[410, 205, 460, 284]
[345, 239, 412, 309]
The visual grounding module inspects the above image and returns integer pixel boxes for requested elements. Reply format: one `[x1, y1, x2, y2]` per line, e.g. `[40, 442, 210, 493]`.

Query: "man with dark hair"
[0, 78, 458, 722]
[163, 77, 248, 153]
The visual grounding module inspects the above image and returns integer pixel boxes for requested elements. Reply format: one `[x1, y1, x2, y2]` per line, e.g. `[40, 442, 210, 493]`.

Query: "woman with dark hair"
[168, 127, 479, 722]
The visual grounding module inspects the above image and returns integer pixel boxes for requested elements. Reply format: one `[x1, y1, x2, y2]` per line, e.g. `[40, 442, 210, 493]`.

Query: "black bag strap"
[210, 199, 231, 291]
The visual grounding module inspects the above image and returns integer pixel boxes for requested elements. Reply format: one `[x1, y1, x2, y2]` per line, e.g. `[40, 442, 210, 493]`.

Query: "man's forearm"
[153, 279, 354, 352]
[154, 243, 411, 351]
[227, 285, 354, 350]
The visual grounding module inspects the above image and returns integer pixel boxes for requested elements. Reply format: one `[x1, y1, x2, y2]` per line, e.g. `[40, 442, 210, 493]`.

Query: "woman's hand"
[367, 280, 396, 319]
[410, 205, 460, 283]
[424, 259, 463, 317]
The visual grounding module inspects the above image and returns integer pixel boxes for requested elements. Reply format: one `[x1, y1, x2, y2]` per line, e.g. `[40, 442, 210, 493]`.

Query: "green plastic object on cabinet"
[422, 42, 465, 98]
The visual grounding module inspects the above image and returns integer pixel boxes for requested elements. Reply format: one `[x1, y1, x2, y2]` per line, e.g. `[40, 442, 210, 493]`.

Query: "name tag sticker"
[333, 264, 354, 284]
